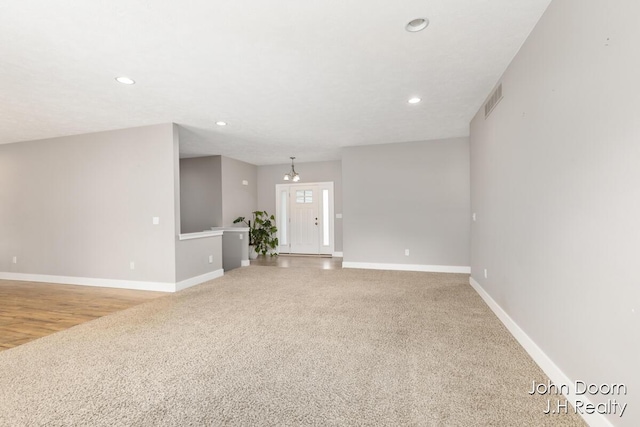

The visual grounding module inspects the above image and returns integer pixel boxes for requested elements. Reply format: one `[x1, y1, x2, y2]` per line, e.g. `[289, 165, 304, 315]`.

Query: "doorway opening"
[276, 182, 334, 255]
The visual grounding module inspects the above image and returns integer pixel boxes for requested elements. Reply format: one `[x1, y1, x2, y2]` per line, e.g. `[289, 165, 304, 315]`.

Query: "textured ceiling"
[0, 0, 551, 165]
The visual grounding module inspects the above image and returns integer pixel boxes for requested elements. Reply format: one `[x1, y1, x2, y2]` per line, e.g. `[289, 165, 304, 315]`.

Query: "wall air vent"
[484, 83, 503, 119]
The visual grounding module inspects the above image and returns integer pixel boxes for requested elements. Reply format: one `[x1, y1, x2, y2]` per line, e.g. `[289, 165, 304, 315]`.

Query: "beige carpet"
[0, 267, 584, 426]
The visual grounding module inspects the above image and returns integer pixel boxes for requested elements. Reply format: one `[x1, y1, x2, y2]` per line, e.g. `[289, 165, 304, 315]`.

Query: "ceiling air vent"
[484, 83, 503, 118]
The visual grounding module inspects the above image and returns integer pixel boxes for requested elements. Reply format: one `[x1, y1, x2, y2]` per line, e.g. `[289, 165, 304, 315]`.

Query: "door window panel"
[296, 190, 313, 204]
[280, 190, 288, 245]
[322, 189, 329, 246]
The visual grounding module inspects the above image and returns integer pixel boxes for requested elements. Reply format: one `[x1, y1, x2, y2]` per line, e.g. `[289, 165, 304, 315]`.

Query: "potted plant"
[233, 211, 279, 259]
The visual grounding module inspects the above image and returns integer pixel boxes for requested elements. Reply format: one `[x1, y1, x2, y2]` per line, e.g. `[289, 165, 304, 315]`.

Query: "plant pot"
[249, 246, 259, 260]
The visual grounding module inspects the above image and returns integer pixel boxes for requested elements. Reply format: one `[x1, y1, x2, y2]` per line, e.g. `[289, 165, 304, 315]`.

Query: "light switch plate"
[152, 217, 160, 225]
[336, 213, 343, 219]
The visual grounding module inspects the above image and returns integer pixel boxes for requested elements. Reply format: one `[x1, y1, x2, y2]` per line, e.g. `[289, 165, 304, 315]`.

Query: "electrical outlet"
[130, 261, 135, 270]
[208, 255, 213, 264]
[484, 269, 488, 279]
[239, 234, 243, 240]
[12, 256, 17, 264]
[242, 180, 248, 186]
[152, 217, 160, 225]
[472, 213, 477, 222]
[405, 249, 410, 256]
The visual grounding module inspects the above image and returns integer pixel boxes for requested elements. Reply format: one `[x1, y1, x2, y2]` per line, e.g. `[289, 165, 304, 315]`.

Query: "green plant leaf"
[241, 210, 278, 257]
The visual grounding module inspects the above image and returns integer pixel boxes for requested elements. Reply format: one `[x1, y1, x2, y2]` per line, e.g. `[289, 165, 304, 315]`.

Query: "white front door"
[290, 187, 319, 254]
[276, 182, 334, 255]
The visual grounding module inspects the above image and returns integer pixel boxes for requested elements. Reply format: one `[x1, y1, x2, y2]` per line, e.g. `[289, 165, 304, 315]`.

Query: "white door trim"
[276, 182, 335, 255]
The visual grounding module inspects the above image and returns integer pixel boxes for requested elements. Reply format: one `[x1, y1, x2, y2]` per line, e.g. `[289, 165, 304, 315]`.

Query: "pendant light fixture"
[283, 157, 300, 182]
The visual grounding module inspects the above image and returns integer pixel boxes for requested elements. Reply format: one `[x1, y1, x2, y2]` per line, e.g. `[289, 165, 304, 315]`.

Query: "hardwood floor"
[0, 280, 164, 351]
[251, 254, 343, 270]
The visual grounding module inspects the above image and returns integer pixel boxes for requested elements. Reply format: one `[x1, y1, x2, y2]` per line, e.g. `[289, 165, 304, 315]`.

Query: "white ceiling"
[0, 0, 551, 165]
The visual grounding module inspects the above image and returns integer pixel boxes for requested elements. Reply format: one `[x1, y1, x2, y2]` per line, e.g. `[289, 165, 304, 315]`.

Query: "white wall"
[0, 124, 177, 287]
[342, 138, 470, 270]
[470, 1, 639, 425]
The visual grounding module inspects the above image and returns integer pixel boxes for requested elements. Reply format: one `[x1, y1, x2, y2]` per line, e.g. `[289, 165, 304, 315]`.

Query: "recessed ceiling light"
[115, 76, 135, 85]
[406, 18, 429, 32]
[408, 97, 422, 104]
[216, 121, 227, 126]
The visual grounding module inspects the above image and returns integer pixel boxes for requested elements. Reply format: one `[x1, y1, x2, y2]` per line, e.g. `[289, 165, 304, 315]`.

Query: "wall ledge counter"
[178, 230, 224, 240]
[209, 227, 250, 233]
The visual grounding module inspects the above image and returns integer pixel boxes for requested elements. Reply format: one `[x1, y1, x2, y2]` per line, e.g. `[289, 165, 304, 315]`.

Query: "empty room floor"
[0, 256, 335, 352]
[0, 266, 584, 426]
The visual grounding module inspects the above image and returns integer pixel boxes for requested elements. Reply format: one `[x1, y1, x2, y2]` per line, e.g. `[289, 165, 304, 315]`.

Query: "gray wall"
[221, 230, 248, 271]
[179, 156, 222, 233]
[470, 1, 639, 425]
[0, 124, 177, 284]
[221, 156, 258, 226]
[175, 236, 222, 282]
[342, 138, 469, 266]
[257, 160, 343, 252]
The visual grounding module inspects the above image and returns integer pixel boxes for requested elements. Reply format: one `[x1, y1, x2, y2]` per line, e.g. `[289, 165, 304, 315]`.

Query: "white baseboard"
[332, 252, 344, 257]
[469, 277, 611, 427]
[175, 269, 224, 291]
[0, 269, 226, 293]
[241, 260, 250, 267]
[342, 262, 470, 274]
[0, 272, 175, 292]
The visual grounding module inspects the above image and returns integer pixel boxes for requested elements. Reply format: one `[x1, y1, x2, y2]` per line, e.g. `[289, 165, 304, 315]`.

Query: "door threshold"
[278, 254, 333, 258]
